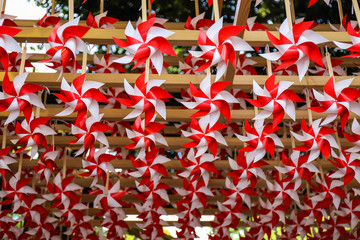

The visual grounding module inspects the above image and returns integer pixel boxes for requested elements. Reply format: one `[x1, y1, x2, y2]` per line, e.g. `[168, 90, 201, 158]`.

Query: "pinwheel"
[106, 120, 130, 137]
[227, 151, 267, 188]
[0, 72, 45, 124]
[66, 216, 96, 240]
[179, 54, 207, 75]
[86, 12, 119, 29]
[247, 74, 303, 127]
[43, 173, 82, 209]
[264, 177, 300, 207]
[53, 74, 109, 126]
[137, 59, 170, 74]
[54, 203, 88, 227]
[113, 18, 177, 75]
[42, 18, 90, 72]
[310, 77, 360, 129]
[344, 118, 360, 153]
[0, 147, 17, 180]
[284, 211, 311, 240]
[125, 116, 167, 159]
[291, 118, 339, 162]
[33, 146, 59, 182]
[178, 148, 218, 185]
[329, 148, 360, 185]
[36, 13, 61, 28]
[258, 199, 287, 228]
[116, 73, 173, 125]
[80, 147, 116, 187]
[101, 208, 128, 239]
[68, 114, 112, 157]
[90, 181, 126, 211]
[246, 16, 267, 31]
[235, 54, 257, 75]
[308, 56, 345, 76]
[337, 194, 360, 231]
[88, 54, 125, 73]
[329, 14, 358, 32]
[236, 119, 283, 162]
[181, 117, 227, 158]
[222, 178, 256, 208]
[184, 12, 214, 30]
[0, 52, 33, 72]
[231, 89, 249, 109]
[179, 74, 239, 128]
[272, 61, 298, 76]
[135, 181, 170, 208]
[0, 176, 37, 212]
[334, 23, 360, 58]
[0, 14, 17, 27]
[308, 0, 330, 7]
[16, 195, 47, 226]
[0, 19, 22, 72]
[129, 148, 170, 186]
[311, 174, 346, 210]
[189, 17, 254, 81]
[11, 115, 56, 159]
[275, 151, 319, 190]
[26, 216, 59, 240]
[321, 210, 349, 240]
[103, 87, 127, 109]
[260, 19, 328, 81]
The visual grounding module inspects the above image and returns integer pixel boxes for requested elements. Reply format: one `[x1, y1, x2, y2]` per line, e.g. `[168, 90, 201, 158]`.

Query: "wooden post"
[62, 148, 67, 179]
[82, 46, 88, 74]
[290, 0, 295, 22]
[141, 0, 151, 83]
[284, 0, 293, 28]
[0, 0, 3, 19]
[353, 0, 360, 24]
[51, 0, 55, 15]
[69, 0, 74, 21]
[100, 0, 104, 14]
[17, 153, 23, 179]
[105, 170, 110, 195]
[213, 0, 220, 22]
[1, 125, 7, 149]
[338, 0, 344, 22]
[141, 0, 147, 21]
[195, 0, 199, 16]
[148, 0, 152, 15]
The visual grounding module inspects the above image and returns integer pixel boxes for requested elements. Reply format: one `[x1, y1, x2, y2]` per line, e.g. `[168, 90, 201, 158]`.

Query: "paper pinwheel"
[308, 57, 345, 76]
[179, 53, 206, 75]
[101, 208, 128, 239]
[16, 195, 47, 226]
[11, 115, 56, 159]
[178, 148, 218, 186]
[113, 18, 177, 75]
[103, 87, 127, 109]
[182, 117, 228, 158]
[0, 73, 45, 124]
[36, 13, 61, 28]
[125, 116, 167, 159]
[184, 12, 214, 30]
[236, 119, 283, 162]
[222, 178, 256, 208]
[43, 18, 90, 72]
[329, 148, 360, 185]
[258, 199, 287, 228]
[129, 148, 170, 186]
[0, 20, 22, 72]
[1, 52, 33, 72]
[264, 177, 300, 207]
[53, 74, 109, 126]
[344, 118, 360, 153]
[81, 147, 116, 187]
[86, 12, 119, 29]
[329, 14, 358, 32]
[336, 194, 360, 231]
[33, 146, 59, 182]
[235, 54, 257, 75]
[88, 54, 125, 73]
[310, 77, 360, 129]
[190, 17, 253, 81]
[68, 114, 112, 157]
[0, 147, 17, 180]
[247, 74, 303, 127]
[291, 119, 339, 161]
[334, 23, 360, 58]
[91, 181, 126, 211]
[0, 176, 37, 212]
[43, 173, 82, 209]
[179, 74, 239, 128]
[116, 73, 173, 125]
[260, 19, 328, 81]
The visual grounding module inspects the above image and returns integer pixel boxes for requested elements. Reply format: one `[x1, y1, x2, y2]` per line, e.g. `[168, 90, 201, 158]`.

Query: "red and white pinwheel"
[43, 173, 82, 209]
[0, 73, 45, 124]
[36, 13, 61, 28]
[344, 118, 360, 153]
[179, 54, 206, 75]
[11, 114, 56, 159]
[247, 74, 303, 127]
[88, 54, 125, 73]
[222, 178, 256, 208]
[178, 148, 218, 186]
[86, 11, 119, 29]
[330, 148, 360, 185]
[310, 77, 360, 129]
[246, 16, 267, 31]
[34, 146, 59, 182]
[116, 73, 173, 125]
[308, 56, 345, 76]
[0, 19, 22, 72]
[184, 12, 214, 30]
[129, 148, 170, 186]
[235, 54, 257, 75]
[190, 18, 253, 80]
[81, 147, 116, 187]
[260, 19, 328, 81]
[125, 116, 167, 159]
[236, 119, 283, 162]
[258, 199, 287, 228]
[329, 14, 358, 32]
[0, 176, 36, 212]
[0, 147, 16, 179]
[91, 181, 126, 211]
[291, 118, 339, 162]
[1, 52, 33, 72]
[334, 24, 360, 57]
[113, 18, 177, 75]
[182, 117, 228, 158]
[179, 74, 239, 128]
[103, 87, 126, 109]
[53, 74, 109, 126]
[43, 18, 90, 72]
[69, 114, 112, 157]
